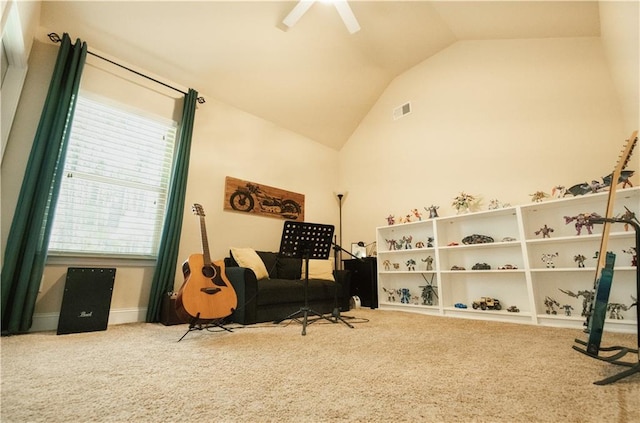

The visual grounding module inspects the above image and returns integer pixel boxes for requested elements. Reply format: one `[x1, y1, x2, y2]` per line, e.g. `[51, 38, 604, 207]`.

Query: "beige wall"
[599, 0, 639, 135]
[1, 41, 340, 330]
[339, 36, 634, 250]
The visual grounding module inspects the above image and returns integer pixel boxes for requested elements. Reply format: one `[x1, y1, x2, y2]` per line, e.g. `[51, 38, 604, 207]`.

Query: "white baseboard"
[30, 308, 148, 333]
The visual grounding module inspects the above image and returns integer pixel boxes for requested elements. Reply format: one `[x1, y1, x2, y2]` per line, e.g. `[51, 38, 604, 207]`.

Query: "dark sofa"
[223, 251, 351, 325]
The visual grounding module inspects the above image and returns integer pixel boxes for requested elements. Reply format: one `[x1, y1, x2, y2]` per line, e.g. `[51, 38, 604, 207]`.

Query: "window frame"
[47, 91, 178, 260]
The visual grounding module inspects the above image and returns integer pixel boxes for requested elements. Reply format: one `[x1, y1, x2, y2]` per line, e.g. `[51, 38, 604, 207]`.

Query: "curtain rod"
[48, 33, 205, 104]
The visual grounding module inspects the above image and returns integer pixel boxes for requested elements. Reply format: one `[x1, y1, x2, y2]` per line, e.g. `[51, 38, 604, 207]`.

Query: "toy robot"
[399, 288, 411, 304]
[544, 296, 560, 314]
[535, 225, 554, 238]
[541, 252, 558, 268]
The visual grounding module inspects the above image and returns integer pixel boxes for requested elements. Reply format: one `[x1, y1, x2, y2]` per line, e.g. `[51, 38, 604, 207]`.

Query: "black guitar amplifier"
[161, 292, 189, 326]
[57, 267, 116, 335]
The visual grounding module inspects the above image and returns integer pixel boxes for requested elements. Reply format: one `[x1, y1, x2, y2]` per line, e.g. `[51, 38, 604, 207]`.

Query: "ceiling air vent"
[393, 102, 412, 120]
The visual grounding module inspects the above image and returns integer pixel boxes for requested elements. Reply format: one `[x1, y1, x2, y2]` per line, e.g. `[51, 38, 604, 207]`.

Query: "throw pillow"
[230, 247, 270, 280]
[256, 251, 278, 278]
[301, 259, 335, 282]
[277, 257, 302, 280]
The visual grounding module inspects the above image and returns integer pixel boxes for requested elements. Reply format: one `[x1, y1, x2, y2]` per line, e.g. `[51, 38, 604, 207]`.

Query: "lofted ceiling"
[38, 1, 601, 150]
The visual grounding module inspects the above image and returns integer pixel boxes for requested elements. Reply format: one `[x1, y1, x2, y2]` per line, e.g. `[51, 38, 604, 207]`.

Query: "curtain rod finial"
[197, 97, 205, 104]
[48, 33, 62, 43]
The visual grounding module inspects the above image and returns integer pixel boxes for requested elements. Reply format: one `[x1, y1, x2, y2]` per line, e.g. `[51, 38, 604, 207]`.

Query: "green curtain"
[1, 34, 87, 335]
[146, 89, 198, 322]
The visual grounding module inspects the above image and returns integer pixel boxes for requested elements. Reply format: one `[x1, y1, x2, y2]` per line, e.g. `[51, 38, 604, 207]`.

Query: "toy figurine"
[622, 247, 637, 267]
[426, 237, 434, 247]
[603, 170, 635, 188]
[607, 303, 628, 319]
[564, 212, 600, 235]
[405, 259, 416, 271]
[561, 304, 574, 316]
[402, 235, 413, 249]
[559, 288, 595, 317]
[421, 256, 434, 271]
[589, 179, 607, 193]
[551, 185, 567, 198]
[567, 182, 591, 196]
[392, 263, 400, 270]
[414, 241, 425, 249]
[452, 192, 477, 214]
[382, 260, 391, 271]
[385, 239, 398, 250]
[566, 170, 635, 195]
[573, 254, 586, 268]
[386, 215, 395, 225]
[382, 287, 396, 302]
[419, 275, 438, 306]
[544, 296, 560, 314]
[488, 199, 510, 210]
[534, 224, 554, 238]
[424, 205, 439, 218]
[619, 206, 639, 231]
[541, 252, 558, 268]
[399, 288, 411, 304]
[411, 209, 422, 221]
[530, 191, 549, 202]
[472, 297, 501, 310]
[399, 214, 413, 224]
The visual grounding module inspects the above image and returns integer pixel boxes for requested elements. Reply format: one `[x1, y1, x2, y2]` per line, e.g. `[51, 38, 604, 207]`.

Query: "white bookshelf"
[376, 187, 639, 333]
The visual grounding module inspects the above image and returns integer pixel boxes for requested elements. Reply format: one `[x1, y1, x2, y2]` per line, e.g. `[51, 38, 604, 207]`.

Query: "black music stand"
[331, 238, 359, 328]
[274, 221, 335, 335]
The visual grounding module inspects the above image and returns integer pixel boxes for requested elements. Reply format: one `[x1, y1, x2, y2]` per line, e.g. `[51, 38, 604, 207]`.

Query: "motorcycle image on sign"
[229, 182, 302, 220]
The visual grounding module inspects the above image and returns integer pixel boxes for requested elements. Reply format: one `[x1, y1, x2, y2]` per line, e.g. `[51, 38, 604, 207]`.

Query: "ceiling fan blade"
[334, 0, 361, 34]
[282, 0, 316, 29]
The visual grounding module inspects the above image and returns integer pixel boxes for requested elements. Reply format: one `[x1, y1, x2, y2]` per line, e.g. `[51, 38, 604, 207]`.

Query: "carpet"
[1, 308, 638, 422]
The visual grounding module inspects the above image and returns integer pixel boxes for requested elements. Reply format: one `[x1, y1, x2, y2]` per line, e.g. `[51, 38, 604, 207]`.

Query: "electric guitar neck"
[584, 131, 637, 353]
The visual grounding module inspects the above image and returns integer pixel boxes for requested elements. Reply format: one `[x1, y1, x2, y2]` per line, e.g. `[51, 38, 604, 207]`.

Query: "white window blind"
[48, 95, 177, 257]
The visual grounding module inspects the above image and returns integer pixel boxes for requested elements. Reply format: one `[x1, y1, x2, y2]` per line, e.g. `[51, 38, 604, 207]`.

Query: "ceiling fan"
[282, 0, 361, 34]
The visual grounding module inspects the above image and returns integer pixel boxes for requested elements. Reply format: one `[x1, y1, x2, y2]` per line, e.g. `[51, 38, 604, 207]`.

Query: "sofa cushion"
[277, 257, 302, 279]
[256, 278, 335, 306]
[230, 247, 269, 280]
[301, 259, 335, 282]
[256, 251, 278, 278]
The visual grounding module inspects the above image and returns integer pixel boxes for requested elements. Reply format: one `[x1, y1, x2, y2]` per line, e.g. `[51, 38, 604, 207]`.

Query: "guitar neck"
[199, 215, 212, 266]
[593, 131, 637, 284]
[596, 181, 620, 282]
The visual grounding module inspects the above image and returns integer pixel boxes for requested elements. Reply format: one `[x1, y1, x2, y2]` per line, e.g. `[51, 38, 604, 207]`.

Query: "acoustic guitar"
[582, 131, 637, 355]
[176, 204, 237, 321]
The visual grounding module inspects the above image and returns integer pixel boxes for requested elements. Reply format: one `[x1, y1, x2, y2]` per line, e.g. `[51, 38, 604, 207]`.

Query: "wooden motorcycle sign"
[224, 176, 304, 220]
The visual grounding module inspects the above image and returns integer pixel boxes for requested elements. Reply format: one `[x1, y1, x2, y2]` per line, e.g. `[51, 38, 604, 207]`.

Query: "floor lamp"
[337, 193, 344, 270]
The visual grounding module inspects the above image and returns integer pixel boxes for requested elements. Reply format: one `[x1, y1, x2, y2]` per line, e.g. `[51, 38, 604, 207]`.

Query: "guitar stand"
[178, 312, 234, 342]
[274, 305, 331, 336]
[573, 216, 640, 385]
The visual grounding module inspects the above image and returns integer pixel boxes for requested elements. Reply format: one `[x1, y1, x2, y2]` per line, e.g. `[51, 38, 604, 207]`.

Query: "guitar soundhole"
[202, 266, 216, 279]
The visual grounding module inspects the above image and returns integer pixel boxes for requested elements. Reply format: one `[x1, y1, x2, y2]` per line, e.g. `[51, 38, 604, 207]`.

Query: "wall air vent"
[393, 102, 412, 120]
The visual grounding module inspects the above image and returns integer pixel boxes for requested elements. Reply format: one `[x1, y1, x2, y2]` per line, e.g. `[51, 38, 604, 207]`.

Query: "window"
[48, 94, 177, 257]
[1, 0, 30, 159]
